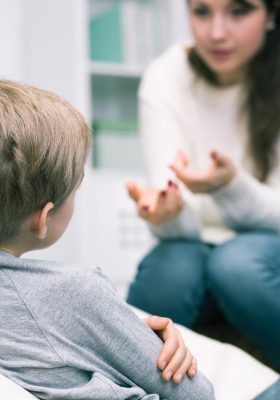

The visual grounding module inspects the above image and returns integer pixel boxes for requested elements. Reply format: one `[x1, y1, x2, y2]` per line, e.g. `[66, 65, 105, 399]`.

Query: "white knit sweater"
[139, 43, 280, 243]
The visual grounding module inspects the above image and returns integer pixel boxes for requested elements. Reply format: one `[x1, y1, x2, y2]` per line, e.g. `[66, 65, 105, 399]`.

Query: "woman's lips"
[210, 49, 233, 59]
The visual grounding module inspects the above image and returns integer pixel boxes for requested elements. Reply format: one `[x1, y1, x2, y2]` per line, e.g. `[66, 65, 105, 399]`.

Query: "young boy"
[0, 80, 214, 399]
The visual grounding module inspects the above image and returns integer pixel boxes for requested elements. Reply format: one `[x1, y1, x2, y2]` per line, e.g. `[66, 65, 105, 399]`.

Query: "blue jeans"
[253, 379, 280, 399]
[127, 232, 280, 368]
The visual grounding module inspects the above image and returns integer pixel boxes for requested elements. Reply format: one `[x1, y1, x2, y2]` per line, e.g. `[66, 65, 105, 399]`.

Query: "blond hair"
[0, 80, 91, 242]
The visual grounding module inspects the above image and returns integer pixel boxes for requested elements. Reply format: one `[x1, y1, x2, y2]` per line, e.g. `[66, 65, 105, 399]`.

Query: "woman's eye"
[230, 7, 250, 17]
[192, 7, 211, 17]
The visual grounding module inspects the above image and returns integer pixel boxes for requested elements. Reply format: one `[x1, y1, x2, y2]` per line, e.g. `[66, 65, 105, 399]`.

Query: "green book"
[92, 119, 138, 133]
[89, 5, 123, 63]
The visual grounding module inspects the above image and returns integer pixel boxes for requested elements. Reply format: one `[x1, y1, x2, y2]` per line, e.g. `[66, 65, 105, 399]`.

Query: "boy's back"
[0, 251, 213, 399]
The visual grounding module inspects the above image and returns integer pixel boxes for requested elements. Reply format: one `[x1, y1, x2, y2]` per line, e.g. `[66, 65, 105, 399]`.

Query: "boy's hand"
[144, 316, 197, 384]
[170, 150, 236, 193]
[126, 180, 184, 225]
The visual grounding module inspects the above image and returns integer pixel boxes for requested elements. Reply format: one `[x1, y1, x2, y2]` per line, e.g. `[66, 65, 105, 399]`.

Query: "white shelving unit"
[88, 61, 143, 78]
[23, 0, 190, 297]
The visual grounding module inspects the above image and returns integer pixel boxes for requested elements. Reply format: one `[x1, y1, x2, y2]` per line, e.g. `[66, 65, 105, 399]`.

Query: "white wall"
[22, 0, 89, 264]
[23, 0, 89, 114]
[0, 0, 88, 265]
[168, 0, 192, 43]
[0, 0, 24, 80]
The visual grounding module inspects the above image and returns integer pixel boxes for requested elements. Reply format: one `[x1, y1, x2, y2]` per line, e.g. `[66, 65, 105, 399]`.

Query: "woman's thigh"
[127, 239, 212, 326]
[208, 231, 280, 367]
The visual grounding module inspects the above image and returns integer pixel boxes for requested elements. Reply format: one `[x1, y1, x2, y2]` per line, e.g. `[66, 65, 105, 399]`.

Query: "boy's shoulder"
[0, 252, 116, 306]
[0, 252, 121, 350]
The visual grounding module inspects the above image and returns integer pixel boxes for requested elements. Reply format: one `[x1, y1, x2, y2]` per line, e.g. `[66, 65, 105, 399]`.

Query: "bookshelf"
[24, 0, 190, 297]
[88, 0, 174, 173]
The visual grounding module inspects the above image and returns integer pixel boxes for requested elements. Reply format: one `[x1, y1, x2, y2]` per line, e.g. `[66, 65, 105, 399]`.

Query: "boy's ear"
[30, 202, 54, 240]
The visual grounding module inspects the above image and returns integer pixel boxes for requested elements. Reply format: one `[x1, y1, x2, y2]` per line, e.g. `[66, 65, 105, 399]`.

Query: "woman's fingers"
[138, 189, 158, 214]
[163, 182, 184, 212]
[210, 150, 229, 167]
[128, 182, 183, 224]
[126, 182, 141, 202]
[127, 185, 158, 219]
[170, 151, 188, 178]
[175, 150, 189, 169]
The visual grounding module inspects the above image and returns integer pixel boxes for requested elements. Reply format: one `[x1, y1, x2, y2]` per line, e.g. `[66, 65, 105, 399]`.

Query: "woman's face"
[189, 0, 270, 85]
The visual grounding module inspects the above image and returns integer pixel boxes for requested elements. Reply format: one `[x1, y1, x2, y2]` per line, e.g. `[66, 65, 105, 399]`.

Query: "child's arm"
[46, 265, 215, 400]
[144, 315, 197, 383]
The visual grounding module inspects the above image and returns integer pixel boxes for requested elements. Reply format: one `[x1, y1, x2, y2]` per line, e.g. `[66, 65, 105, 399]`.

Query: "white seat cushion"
[0, 373, 38, 400]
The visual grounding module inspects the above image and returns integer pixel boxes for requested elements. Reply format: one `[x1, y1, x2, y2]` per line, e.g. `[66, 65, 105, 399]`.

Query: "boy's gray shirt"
[0, 251, 215, 399]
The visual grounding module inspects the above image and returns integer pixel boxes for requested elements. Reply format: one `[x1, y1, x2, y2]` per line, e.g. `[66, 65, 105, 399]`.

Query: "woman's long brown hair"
[188, 0, 280, 181]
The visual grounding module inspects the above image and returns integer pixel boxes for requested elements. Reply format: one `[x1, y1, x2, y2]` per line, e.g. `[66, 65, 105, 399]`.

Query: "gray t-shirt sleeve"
[40, 265, 214, 400]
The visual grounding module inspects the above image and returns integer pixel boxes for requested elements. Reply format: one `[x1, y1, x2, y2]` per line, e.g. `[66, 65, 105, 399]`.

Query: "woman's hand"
[126, 180, 184, 225]
[170, 150, 236, 193]
[144, 316, 197, 383]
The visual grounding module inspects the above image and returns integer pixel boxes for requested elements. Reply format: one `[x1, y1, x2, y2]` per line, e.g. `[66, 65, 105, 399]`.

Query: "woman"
[126, 0, 280, 369]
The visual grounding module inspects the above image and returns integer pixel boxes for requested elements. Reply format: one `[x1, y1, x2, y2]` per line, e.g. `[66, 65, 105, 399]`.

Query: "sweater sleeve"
[148, 205, 201, 240]
[54, 266, 215, 400]
[139, 65, 202, 240]
[211, 170, 280, 232]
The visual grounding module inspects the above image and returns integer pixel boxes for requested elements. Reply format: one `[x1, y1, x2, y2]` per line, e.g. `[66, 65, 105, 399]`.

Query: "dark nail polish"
[211, 150, 218, 157]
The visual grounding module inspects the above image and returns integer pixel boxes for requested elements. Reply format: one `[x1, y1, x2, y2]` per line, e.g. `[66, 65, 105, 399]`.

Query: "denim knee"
[127, 239, 211, 326]
[208, 232, 280, 295]
[207, 232, 280, 366]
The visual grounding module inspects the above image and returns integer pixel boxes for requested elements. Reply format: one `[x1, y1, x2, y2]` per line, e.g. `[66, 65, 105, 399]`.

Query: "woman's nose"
[209, 15, 228, 40]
